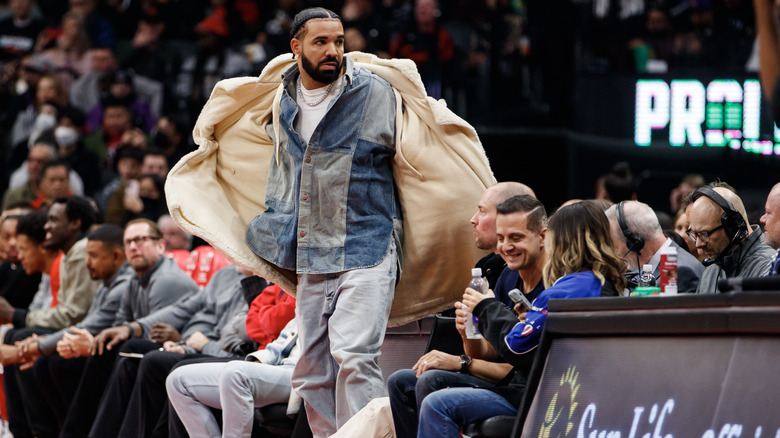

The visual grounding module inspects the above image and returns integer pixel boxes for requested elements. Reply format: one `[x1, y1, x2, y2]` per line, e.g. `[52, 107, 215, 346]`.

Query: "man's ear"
[290, 38, 301, 57]
[539, 227, 547, 247]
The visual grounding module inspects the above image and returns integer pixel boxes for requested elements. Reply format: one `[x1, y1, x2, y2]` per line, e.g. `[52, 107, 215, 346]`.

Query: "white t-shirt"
[295, 76, 344, 144]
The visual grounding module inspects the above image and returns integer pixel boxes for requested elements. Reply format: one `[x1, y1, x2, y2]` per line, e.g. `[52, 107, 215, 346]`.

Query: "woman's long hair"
[543, 200, 627, 290]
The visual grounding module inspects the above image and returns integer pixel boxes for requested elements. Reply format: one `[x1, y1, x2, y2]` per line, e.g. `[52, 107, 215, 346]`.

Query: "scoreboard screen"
[634, 79, 779, 155]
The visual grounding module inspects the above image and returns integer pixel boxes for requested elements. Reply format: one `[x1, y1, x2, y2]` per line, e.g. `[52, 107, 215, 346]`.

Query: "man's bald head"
[471, 182, 536, 250]
[688, 186, 749, 260]
[761, 183, 780, 249]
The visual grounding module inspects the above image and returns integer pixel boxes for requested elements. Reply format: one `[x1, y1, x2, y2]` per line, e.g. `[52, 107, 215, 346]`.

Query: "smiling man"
[388, 194, 547, 438]
[243, 7, 401, 436]
[0, 196, 98, 330]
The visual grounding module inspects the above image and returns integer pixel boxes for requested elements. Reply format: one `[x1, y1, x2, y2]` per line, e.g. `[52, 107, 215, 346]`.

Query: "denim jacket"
[247, 56, 402, 274]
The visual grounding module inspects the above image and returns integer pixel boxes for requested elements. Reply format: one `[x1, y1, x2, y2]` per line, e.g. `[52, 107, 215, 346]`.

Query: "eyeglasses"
[124, 235, 159, 247]
[686, 225, 724, 243]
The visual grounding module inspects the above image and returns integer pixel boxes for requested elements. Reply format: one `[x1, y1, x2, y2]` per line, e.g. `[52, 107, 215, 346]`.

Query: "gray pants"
[292, 241, 397, 437]
[166, 360, 294, 438]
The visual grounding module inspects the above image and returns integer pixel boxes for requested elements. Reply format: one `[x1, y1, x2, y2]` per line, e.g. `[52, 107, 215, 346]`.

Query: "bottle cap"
[642, 264, 653, 273]
[661, 246, 677, 255]
[471, 268, 482, 277]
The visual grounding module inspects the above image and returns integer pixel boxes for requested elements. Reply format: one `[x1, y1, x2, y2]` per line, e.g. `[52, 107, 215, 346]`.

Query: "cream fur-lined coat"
[165, 52, 495, 326]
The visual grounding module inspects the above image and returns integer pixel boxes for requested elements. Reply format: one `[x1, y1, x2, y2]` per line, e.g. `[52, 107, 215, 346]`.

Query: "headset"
[617, 201, 645, 253]
[690, 186, 749, 267]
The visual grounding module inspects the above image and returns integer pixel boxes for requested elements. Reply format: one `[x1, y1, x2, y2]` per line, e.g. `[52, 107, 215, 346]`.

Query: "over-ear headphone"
[691, 187, 748, 243]
[617, 201, 645, 253]
[691, 186, 749, 266]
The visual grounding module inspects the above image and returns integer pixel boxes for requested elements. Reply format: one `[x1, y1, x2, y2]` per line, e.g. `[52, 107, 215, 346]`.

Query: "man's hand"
[185, 331, 210, 352]
[60, 327, 94, 358]
[0, 297, 16, 324]
[0, 344, 22, 366]
[92, 325, 131, 356]
[17, 335, 41, 363]
[412, 350, 459, 378]
[162, 341, 185, 354]
[461, 287, 495, 314]
[453, 303, 469, 337]
[148, 323, 181, 343]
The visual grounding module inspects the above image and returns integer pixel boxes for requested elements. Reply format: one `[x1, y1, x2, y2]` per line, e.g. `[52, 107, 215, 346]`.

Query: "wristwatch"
[459, 354, 472, 374]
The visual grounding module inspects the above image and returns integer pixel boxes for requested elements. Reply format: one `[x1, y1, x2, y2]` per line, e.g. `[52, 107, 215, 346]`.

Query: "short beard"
[301, 49, 342, 85]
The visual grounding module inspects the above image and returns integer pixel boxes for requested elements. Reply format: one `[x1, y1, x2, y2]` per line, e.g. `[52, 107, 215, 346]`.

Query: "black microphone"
[718, 276, 780, 292]
[703, 231, 743, 267]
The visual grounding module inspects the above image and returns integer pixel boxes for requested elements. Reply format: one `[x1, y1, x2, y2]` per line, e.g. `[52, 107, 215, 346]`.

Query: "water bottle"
[639, 264, 655, 287]
[465, 268, 487, 339]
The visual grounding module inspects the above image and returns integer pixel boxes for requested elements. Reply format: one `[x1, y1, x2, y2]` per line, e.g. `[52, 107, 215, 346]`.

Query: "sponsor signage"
[523, 336, 780, 437]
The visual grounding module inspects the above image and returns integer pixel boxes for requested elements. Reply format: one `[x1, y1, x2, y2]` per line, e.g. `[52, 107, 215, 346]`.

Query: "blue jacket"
[246, 56, 401, 274]
[476, 270, 604, 363]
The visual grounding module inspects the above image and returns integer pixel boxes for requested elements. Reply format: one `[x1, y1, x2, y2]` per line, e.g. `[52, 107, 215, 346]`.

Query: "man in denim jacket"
[244, 8, 402, 437]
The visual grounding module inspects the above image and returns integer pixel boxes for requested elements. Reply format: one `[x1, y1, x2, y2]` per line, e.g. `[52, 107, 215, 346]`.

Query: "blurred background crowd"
[0, 0, 769, 222]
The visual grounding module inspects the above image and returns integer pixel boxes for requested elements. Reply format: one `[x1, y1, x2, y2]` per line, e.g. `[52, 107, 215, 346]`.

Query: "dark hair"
[41, 159, 70, 178]
[87, 224, 125, 250]
[495, 195, 548, 233]
[139, 174, 165, 199]
[290, 8, 341, 40]
[115, 145, 145, 164]
[52, 196, 97, 233]
[144, 147, 167, 160]
[15, 212, 47, 244]
[603, 162, 635, 203]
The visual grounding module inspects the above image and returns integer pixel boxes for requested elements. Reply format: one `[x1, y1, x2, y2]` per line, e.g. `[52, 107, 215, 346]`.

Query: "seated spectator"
[3, 142, 55, 210]
[0, 211, 61, 339]
[84, 98, 133, 164]
[413, 201, 626, 437]
[139, 147, 168, 179]
[761, 182, 780, 274]
[158, 214, 192, 251]
[85, 69, 156, 132]
[94, 144, 143, 211]
[54, 106, 101, 196]
[85, 265, 260, 437]
[596, 161, 636, 203]
[9, 74, 66, 160]
[70, 46, 163, 122]
[387, 0, 454, 99]
[105, 149, 168, 224]
[120, 173, 167, 225]
[0, 197, 99, 438]
[0, 196, 98, 331]
[175, 7, 251, 124]
[0, 0, 46, 62]
[4, 224, 133, 436]
[59, 218, 199, 438]
[0, 212, 42, 309]
[669, 174, 705, 215]
[35, 11, 92, 90]
[66, 0, 115, 48]
[30, 160, 72, 209]
[606, 201, 704, 293]
[167, 317, 299, 438]
[690, 185, 776, 293]
[389, 194, 548, 438]
[151, 115, 193, 169]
